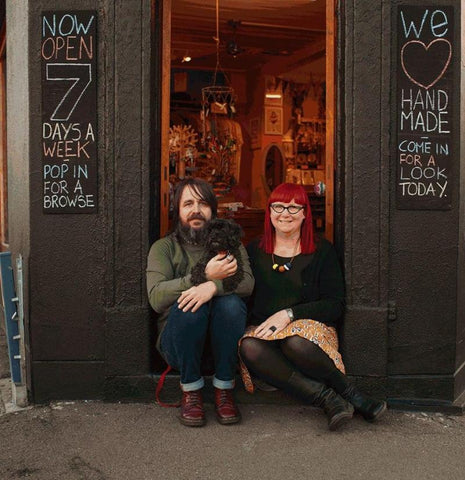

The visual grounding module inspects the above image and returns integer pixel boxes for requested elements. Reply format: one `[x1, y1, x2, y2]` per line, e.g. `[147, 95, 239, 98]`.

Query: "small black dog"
[191, 218, 244, 291]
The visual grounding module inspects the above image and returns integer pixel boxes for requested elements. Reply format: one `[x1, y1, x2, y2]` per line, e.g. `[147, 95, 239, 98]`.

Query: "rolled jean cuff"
[181, 377, 204, 392]
[213, 376, 235, 390]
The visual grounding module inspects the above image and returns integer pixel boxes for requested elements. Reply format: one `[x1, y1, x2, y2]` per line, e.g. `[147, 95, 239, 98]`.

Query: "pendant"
[272, 240, 299, 273]
[273, 261, 293, 273]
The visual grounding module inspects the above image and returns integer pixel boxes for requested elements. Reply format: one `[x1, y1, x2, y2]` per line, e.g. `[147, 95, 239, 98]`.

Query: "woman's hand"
[205, 253, 237, 280]
[254, 310, 292, 339]
[177, 281, 218, 313]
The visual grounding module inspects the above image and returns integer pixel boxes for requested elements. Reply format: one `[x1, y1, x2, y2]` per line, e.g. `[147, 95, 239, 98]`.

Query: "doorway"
[159, 0, 337, 241]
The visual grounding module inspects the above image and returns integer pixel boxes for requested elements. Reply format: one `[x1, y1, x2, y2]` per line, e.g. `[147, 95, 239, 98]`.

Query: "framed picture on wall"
[264, 95, 283, 107]
[301, 169, 315, 186]
[264, 106, 283, 135]
[264, 75, 283, 106]
[285, 168, 302, 184]
[249, 117, 261, 149]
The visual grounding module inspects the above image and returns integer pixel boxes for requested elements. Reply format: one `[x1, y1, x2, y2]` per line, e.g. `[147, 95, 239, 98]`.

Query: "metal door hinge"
[388, 301, 397, 321]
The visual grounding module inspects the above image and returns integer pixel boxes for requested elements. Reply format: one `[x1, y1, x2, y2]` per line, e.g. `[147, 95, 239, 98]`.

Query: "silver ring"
[269, 326, 277, 332]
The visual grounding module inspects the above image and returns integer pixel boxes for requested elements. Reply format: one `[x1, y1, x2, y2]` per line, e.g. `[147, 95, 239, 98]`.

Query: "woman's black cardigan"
[246, 237, 345, 328]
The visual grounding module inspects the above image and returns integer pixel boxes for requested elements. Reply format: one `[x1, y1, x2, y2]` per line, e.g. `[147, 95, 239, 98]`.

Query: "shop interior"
[165, 0, 334, 242]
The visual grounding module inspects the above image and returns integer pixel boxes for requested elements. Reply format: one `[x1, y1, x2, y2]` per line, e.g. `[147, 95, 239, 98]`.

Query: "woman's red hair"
[259, 183, 316, 254]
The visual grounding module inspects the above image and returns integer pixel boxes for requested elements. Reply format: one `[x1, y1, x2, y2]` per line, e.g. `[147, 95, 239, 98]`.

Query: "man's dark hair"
[171, 178, 218, 230]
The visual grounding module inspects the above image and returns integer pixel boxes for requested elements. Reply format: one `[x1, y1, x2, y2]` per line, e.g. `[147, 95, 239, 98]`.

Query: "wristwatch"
[285, 308, 295, 323]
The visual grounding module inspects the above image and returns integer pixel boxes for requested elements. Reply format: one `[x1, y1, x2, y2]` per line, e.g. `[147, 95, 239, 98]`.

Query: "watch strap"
[286, 308, 294, 322]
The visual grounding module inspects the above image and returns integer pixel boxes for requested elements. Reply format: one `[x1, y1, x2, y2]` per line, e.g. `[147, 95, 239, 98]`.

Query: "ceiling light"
[265, 93, 282, 99]
[182, 54, 192, 63]
[226, 40, 244, 57]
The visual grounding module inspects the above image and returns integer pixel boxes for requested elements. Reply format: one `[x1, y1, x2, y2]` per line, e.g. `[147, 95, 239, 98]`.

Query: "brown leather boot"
[214, 388, 241, 425]
[179, 389, 206, 427]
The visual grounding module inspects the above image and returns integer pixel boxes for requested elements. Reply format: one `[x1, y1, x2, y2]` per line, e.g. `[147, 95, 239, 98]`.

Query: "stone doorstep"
[5, 373, 465, 415]
[161, 377, 464, 415]
[388, 397, 465, 416]
[155, 374, 300, 406]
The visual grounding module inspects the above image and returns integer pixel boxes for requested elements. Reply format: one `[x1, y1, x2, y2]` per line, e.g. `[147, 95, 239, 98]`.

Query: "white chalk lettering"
[44, 180, 69, 195]
[85, 123, 95, 141]
[430, 10, 449, 37]
[43, 122, 82, 141]
[400, 9, 448, 39]
[400, 110, 450, 133]
[43, 163, 69, 179]
[399, 166, 446, 181]
[74, 180, 83, 194]
[42, 140, 90, 158]
[73, 164, 88, 179]
[399, 182, 437, 197]
[43, 194, 95, 209]
[401, 9, 429, 39]
[398, 138, 431, 154]
[42, 14, 95, 37]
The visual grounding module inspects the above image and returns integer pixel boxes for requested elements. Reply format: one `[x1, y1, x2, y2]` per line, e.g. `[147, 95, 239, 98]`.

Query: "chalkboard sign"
[41, 11, 97, 213]
[396, 6, 454, 210]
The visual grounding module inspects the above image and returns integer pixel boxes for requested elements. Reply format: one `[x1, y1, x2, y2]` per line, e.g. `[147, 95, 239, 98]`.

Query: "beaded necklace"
[272, 238, 300, 273]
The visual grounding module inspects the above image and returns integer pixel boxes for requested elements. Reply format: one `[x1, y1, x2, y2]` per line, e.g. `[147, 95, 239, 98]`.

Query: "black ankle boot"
[286, 371, 354, 431]
[342, 385, 387, 422]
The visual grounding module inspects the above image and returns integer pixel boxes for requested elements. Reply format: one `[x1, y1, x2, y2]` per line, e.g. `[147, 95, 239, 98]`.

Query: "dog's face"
[205, 219, 243, 251]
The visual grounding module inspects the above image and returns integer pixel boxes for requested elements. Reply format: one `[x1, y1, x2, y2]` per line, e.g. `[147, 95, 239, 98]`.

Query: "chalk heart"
[401, 39, 452, 90]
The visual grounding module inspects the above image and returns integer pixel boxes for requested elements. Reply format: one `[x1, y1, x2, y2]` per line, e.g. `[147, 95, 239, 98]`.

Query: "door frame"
[325, 0, 336, 241]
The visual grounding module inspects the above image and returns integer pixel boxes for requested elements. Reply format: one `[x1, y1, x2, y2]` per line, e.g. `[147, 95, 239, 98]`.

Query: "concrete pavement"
[1, 398, 465, 480]
[2, 326, 465, 480]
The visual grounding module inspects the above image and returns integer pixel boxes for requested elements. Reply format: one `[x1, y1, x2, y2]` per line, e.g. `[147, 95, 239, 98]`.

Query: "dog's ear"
[208, 219, 223, 234]
[233, 222, 244, 239]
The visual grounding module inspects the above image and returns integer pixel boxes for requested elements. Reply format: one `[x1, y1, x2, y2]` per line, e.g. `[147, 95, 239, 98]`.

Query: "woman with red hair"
[239, 183, 386, 430]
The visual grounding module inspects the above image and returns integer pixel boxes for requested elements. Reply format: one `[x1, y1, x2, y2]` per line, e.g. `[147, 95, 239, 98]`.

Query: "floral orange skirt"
[238, 319, 346, 394]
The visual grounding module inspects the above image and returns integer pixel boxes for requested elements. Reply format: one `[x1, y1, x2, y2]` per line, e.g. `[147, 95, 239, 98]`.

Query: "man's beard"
[175, 218, 210, 246]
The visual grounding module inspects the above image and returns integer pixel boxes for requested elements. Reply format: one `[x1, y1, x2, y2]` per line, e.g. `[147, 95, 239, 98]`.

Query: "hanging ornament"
[201, 0, 236, 127]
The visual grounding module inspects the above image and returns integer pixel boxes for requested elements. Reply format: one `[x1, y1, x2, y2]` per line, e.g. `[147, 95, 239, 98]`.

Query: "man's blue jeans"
[160, 294, 247, 392]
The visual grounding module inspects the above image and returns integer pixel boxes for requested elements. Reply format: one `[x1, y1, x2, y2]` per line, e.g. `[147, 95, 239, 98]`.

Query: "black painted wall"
[8, 0, 154, 401]
[342, 0, 464, 406]
[6, 0, 465, 407]
[340, 0, 391, 399]
[387, 0, 463, 403]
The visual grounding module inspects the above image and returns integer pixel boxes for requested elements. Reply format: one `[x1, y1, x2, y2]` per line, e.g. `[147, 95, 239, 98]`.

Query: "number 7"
[46, 63, 92, 121]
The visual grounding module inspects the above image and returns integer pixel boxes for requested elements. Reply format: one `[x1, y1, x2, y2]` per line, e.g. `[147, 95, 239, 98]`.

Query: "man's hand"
[253, 310, 291, 339]
[177, 281, 218, 312]
[205, 253, 237, 280]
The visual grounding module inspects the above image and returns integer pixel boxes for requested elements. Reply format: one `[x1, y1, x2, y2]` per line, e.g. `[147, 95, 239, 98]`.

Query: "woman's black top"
[246, 237, 345, 328]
